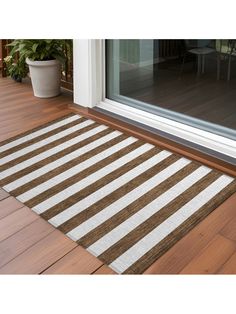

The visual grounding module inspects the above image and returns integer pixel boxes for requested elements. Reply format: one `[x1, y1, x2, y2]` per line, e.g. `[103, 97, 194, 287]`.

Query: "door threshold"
[69, 103, 236, 177]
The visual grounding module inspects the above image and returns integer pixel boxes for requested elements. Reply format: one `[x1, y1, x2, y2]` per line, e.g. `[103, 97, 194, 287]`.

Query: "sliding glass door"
[106, 39, 236, 140]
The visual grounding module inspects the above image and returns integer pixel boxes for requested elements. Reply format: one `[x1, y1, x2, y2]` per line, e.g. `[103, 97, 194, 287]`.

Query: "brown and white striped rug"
[0, 113, 235, 274]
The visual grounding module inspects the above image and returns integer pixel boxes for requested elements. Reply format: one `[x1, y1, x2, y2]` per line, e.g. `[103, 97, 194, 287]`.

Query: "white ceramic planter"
[26, 58, 61, 98]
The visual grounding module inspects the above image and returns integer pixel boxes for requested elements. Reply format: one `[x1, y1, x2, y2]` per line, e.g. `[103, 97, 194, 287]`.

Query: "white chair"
[181, 40, 215, 76]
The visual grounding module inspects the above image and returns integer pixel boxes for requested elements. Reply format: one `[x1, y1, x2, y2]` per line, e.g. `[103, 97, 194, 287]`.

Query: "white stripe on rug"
[33, 143, 155, 214]
[3, 130, 122, 191]
[0, 124, 108, 179]
[0, 119, 94, 164]
[109, 174, 234, 273]
[0, 114, 80, 153]
[47, 150, 172, 225]
[67, 156, 189, 241]
[17, 136, 138, 202]
[88, 165, 212, 256]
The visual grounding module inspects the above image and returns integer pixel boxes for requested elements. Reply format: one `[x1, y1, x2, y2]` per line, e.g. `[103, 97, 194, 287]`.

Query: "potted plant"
[4, 55, 28, 82]
[8, 40, 66, 98]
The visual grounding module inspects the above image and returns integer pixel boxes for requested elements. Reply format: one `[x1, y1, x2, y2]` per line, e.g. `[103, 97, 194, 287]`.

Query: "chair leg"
[202, 55, 205, 74]
[217, 54, 221, 80]
[197, 54, 201, 76]
[179, 53, 186, 77]
[227, 55, 231, 81]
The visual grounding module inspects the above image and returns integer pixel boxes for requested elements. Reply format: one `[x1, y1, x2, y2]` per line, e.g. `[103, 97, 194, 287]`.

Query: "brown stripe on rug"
[0, 112, 75, 147]
[123, 179, 236, 274]
[40, 144, 159, 220]
[0, 127, 113, 186]
[26, 140, 146, 208]
[77, 161, 199, 248]
[98, 170, 221, 265]
[0, 116, 87, 158]
[11, 133, 129, 197]
[0, 120, 99, 171]
[59, 154, 179, 234]
[0, 112, 235, 274]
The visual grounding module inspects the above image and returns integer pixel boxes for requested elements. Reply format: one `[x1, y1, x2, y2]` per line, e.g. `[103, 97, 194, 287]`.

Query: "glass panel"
[106, 39, 236, 140]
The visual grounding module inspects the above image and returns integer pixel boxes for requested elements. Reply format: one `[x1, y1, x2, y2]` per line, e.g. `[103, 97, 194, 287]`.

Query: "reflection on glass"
[106, 39, 236, 137]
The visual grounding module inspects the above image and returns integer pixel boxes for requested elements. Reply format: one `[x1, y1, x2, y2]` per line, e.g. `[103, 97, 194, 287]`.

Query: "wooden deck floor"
[0, 77, 235, 274]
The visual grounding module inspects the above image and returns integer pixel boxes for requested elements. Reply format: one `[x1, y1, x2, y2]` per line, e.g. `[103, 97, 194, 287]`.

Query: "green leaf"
[32, 43, 39, 53]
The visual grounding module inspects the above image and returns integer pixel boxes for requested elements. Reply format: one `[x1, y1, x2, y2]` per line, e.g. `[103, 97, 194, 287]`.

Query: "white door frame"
[73, 39, 103, 108]
[73, 39, 236, 160]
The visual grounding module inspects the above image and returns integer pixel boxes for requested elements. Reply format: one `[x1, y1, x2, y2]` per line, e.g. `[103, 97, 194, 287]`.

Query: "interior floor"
[120, 56, 236, 131]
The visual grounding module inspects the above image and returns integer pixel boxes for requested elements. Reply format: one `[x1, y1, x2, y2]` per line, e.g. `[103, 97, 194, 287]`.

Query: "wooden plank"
[0, 218, 54, 268]
[180, 234, 236, 274]
[0, 206, 38, 242]
[0, 196, 24, 220]
[0, 188, 9, 201]
[0, 78, 73, 143]
[93, 265, 117, 275]
[43, 246, 103, 274]
[0, 111, 72, 142]
[144, 193, 236, 274]
[220, 217, 236, 242]
[0, 229, 77, 274]
[217, 252, 236, 274]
